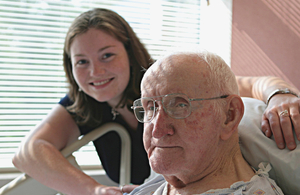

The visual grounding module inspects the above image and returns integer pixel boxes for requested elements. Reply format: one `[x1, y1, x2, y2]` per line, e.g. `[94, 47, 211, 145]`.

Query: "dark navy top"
[59, 95, 150, 184]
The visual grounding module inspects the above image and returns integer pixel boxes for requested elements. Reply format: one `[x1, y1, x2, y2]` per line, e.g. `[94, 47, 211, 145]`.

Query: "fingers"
[279, 109, 296, 150]
[95, 186, 123, 195]
[263, 106, 298, 150]
[261, 115, 272, 137]
[265, 109, 286, 149]
[290, 104, 300, 142]
[262, 94, 300, 150]
[94, 184, 139, 195]
[121, 185, 139, 193]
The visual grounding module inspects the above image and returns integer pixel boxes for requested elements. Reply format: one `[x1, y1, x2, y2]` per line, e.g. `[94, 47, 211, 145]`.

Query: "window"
[0, 0, 232, 170]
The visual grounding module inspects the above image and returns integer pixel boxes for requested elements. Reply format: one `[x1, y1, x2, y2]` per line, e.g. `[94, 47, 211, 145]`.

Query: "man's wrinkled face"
[141, 54, 223, 180]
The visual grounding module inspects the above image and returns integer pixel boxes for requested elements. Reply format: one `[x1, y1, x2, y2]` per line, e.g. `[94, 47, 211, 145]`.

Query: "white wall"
[199, 0, 232, 66]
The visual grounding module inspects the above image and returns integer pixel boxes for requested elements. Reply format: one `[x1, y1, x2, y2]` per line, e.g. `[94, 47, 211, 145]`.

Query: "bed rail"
[0, 122, 131, 195]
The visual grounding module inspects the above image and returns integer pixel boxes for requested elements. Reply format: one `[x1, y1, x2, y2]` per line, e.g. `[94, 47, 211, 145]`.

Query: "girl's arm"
[12, 104, 123, 195]
[236, 76, 300, 150]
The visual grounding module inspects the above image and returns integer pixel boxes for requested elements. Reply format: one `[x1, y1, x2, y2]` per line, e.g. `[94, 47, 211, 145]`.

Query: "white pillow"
[240, 97, 300, 195]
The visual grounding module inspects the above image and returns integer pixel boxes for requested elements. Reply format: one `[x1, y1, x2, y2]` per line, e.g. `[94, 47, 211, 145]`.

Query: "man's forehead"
[141, 53, 210, 97]
[145, 53, 206, 79]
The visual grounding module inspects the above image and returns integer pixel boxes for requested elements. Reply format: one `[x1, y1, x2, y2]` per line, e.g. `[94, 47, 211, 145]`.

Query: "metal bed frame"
[0, 122, 131, 195]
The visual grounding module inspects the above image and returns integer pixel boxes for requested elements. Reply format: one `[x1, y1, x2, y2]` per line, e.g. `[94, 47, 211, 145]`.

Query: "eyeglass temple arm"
[190, 95, 229, 102]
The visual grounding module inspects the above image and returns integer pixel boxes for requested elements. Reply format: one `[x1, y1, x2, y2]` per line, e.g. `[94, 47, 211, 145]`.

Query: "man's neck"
[165, 146, 255, 195]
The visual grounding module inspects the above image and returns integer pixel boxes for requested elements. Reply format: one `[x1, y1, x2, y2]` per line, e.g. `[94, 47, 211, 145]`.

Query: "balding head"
[141, 50, 238, 100]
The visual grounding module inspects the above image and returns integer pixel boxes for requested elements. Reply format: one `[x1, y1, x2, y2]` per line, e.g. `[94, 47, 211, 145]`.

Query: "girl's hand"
[261, 94, 300, 150]
[94, 184, 139, 195]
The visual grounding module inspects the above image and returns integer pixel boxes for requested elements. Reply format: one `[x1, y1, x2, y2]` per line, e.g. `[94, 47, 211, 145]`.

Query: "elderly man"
[130, 51, 283, 195]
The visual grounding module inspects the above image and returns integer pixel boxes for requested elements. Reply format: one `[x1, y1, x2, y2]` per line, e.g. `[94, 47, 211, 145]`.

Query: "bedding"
[239, 97, 300, 195]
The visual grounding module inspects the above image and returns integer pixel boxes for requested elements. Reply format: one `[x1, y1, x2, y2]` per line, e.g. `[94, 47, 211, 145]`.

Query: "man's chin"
[149, 157, 175, 175]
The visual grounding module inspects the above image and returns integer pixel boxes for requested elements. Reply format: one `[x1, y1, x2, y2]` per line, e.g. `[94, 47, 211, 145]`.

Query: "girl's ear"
[220, 95, 244, 141]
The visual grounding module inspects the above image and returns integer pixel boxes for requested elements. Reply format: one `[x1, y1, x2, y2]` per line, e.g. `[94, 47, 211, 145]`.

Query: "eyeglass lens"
[133, 94, 191, 123]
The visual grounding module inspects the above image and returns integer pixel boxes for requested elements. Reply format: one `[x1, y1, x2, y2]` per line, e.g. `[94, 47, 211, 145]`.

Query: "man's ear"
[220, 95, 244, 141]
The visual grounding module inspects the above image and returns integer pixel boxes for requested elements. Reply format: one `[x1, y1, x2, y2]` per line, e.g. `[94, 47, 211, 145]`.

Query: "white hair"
[199, 51, 239, 96]
[153, 49, 239, 113]
[159, 49, 239, 96]
[195, 51, 239, 114]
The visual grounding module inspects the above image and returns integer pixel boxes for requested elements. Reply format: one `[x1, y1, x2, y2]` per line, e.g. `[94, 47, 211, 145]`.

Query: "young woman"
[12, 8, 300, 195]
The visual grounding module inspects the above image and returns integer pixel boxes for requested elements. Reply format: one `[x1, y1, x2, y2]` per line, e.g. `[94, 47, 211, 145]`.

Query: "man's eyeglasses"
[131, 93, 229, 123]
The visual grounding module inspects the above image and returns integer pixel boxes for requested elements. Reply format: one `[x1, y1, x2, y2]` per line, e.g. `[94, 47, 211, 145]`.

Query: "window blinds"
[0, 0, 201, 169]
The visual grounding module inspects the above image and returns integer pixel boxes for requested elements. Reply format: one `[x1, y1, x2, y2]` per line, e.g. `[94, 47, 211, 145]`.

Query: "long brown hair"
[63, 8, 154, 126]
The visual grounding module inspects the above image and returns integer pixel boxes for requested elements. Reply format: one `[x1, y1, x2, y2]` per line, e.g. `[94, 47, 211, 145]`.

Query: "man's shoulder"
[243, 172, 284, 195]
[200, 172, 283, 195]
[127, 174, 166, 195]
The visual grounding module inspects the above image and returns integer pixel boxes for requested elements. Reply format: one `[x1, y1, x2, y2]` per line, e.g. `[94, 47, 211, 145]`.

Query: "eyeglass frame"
[131, 93, 229, 123]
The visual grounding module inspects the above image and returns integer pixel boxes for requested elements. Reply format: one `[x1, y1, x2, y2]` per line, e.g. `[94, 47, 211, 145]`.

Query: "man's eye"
[148, 106, 155, 111]
[167, 99, 188, 108]
[176, 103, 188, 108]
[145, 103, 155, 114]
[145, 106, 155, 120]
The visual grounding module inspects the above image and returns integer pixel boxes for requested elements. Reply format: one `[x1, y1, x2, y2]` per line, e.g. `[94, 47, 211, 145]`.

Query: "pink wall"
[231, 0, 300, 90]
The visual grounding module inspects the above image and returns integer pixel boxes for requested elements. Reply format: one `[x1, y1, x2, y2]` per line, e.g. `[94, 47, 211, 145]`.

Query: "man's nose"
[151, 107, 174, 138]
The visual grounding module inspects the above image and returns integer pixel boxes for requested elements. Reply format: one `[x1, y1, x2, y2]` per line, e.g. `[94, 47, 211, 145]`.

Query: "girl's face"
[70, 28, 130, 106]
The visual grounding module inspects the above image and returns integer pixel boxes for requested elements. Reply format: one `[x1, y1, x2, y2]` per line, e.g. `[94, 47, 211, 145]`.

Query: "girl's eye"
[76, 59, 88, 65]
[102, 53, 115, 60]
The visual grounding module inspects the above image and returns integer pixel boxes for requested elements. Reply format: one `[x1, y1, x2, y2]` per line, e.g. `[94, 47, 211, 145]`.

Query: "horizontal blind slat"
[0, 64, 64, 70]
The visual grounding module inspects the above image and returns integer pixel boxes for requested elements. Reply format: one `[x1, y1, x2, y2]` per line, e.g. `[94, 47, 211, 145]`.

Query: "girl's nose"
[90, 62, 106, 76]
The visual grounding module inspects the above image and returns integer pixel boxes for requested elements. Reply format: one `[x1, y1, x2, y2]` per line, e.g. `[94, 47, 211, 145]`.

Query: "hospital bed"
[0, 122, 131, 195]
